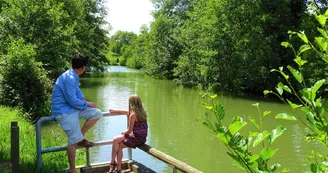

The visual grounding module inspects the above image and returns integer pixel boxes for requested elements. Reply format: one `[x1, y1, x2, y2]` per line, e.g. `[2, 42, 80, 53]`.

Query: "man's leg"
[56, 113, 83, 173]
[79, 108, 103, 135]
[81, 119, 98, 135]
[67, 144, 77, 173]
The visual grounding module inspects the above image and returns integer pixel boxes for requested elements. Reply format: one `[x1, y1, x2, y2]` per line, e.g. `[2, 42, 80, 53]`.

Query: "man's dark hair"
[72, 53, 88, 68]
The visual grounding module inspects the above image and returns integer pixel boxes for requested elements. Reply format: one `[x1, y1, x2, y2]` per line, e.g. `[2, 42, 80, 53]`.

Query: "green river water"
[44, 66, 325, 173]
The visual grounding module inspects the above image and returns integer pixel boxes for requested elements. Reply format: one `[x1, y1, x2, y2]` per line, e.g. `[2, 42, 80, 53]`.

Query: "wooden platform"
[80, 160, 156, 173]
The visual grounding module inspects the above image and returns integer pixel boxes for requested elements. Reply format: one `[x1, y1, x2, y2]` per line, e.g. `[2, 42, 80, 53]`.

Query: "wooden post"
[11, 121, 19, 172]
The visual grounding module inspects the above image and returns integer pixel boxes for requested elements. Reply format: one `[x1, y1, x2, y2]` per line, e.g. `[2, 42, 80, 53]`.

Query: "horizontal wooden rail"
[138, 144, 202, 173]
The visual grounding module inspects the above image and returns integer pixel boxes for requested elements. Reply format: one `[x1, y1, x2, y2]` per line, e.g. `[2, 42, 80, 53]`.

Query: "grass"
[0, 106, 86, 173]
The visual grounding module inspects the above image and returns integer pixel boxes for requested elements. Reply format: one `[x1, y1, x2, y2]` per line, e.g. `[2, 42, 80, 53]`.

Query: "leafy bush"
[201, 93, 288, 173]
[0, 39, 52, 121]
[264, 4, 328, 172]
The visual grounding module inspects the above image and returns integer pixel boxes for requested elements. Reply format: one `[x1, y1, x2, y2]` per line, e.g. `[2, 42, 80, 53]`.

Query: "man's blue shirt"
[51, 68, 88, 117]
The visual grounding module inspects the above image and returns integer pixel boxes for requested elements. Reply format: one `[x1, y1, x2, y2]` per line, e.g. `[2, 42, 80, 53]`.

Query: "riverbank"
[0, 106, 86, 173]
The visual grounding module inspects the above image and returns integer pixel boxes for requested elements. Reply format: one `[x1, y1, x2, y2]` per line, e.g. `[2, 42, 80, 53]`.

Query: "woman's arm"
[109, 109, 129, 115]
[122, 113, 136, 135]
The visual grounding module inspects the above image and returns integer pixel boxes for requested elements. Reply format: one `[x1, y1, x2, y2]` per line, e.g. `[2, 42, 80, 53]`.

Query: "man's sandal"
[77, 139, 94, 147]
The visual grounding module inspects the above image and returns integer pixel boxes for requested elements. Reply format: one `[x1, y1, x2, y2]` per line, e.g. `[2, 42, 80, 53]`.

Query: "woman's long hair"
[128, 95, 147, 122]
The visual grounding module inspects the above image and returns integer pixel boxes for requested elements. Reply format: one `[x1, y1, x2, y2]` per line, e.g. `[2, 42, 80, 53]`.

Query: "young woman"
[107, 95, 148, 173]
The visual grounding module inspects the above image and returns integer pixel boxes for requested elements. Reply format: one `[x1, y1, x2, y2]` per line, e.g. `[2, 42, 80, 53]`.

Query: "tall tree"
[0, 0, 110, 79]
[143, 0, 193, 79]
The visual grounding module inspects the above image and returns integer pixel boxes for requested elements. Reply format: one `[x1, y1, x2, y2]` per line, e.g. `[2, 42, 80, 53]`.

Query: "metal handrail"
[36, 112, 203, 173]
[35, 112, 131, 172]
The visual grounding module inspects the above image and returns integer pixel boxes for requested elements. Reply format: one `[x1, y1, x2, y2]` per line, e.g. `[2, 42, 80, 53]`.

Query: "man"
[51, 53, 102, 173]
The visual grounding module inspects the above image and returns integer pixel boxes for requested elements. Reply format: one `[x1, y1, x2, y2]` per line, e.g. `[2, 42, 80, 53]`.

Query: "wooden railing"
[138, 144, 202, 173]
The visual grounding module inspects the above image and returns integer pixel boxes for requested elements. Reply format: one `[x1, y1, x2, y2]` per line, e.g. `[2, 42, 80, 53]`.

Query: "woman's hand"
[109, 109, 115, 113]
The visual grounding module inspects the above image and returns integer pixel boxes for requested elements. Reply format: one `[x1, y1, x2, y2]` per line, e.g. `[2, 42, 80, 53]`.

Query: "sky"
[104, 0, 154, 35]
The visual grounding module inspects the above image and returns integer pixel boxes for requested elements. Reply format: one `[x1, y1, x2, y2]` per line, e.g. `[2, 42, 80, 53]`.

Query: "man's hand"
[88, 102, 96, 108]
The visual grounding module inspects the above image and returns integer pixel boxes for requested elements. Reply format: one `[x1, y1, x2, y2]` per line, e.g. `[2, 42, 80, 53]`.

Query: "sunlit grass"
[0, 106, 86, 172]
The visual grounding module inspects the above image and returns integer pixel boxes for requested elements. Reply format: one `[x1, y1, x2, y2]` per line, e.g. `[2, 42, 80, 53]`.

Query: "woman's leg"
[116, 143, 128, 171]
[110, 135, 125, 169]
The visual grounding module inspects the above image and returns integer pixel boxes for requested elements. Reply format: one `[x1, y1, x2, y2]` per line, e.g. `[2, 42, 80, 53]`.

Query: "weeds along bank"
[0, 106, 86, 173]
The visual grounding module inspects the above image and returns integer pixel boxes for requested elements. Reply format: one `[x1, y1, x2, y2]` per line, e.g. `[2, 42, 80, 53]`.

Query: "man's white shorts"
[55, 107, 103, 145]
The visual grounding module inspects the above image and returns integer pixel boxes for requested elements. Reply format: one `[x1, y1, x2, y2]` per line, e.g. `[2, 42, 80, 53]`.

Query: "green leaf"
[281, 42, 291, 48]
[300, 88, 314, 102]
[310, 163, 318, 173]
[248, 154, 260, 163]
[286, 99, 302, 109]
[253, 131, 270, 147]
[263, 111, 271, 117]
[228, 121, 247, 135]
[299, 44, 311, 54]
[249, 118, 260, 131]
[226, 152, 243, 167]
[270, 68, 289, 80]
[260, 148, 278, 161]
[287, 66, 303, 83]
[297, 32, 309, 43]
[202, 121, 211, 128]
[249, 131, 259, 137]
[275, 113, 297, 121]
[217, 133, 229, 144]
[232, 116, 243, 123]
[301, 107, 311, 114]
[276, 87, 283, 96]
[318, 28, 328, 38]
[312, 79, 326, 95]
[203, 105, 213, 110]
[323, 54, 328, 63]
[300, 80, 325, 102]
[214, 103, 225, 120]
[263, 90, 272, 95]
[306, 112, 316, 125]
[316, 15, 327, 27]
[210, 94, 217, 99]
[252, 103, 259, 107]
[315, 37, 328, 51]
[270, 163, 281, 172]
[288, 30, 297, 35]
[322, 99, 328, 112]
[278, 82, 292, 93]
[269, 125, 286, 144]
[281, 168, 290, 172]
[294, 56, 308, 67]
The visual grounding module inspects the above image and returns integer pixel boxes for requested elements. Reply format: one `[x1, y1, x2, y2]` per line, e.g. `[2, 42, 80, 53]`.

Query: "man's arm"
[62, 76, 88, 110]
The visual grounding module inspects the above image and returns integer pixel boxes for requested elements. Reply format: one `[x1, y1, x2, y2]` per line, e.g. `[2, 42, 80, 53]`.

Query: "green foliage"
[109, 27, 151, 69]
[142, 0, 187, 79]
[106, 52, 121, 66]
[0, 0, 110, 121]
[109, 31, 137, 55]
[0, 40, 52, 121]
[201, 93, 288, 173]
[264, 5, 328, 172]
[170, 0, 298, 93]
[0, 0, 110, 79]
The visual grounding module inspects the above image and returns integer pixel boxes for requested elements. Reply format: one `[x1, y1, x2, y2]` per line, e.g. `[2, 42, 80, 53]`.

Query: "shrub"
[0, 39, 52, 121]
